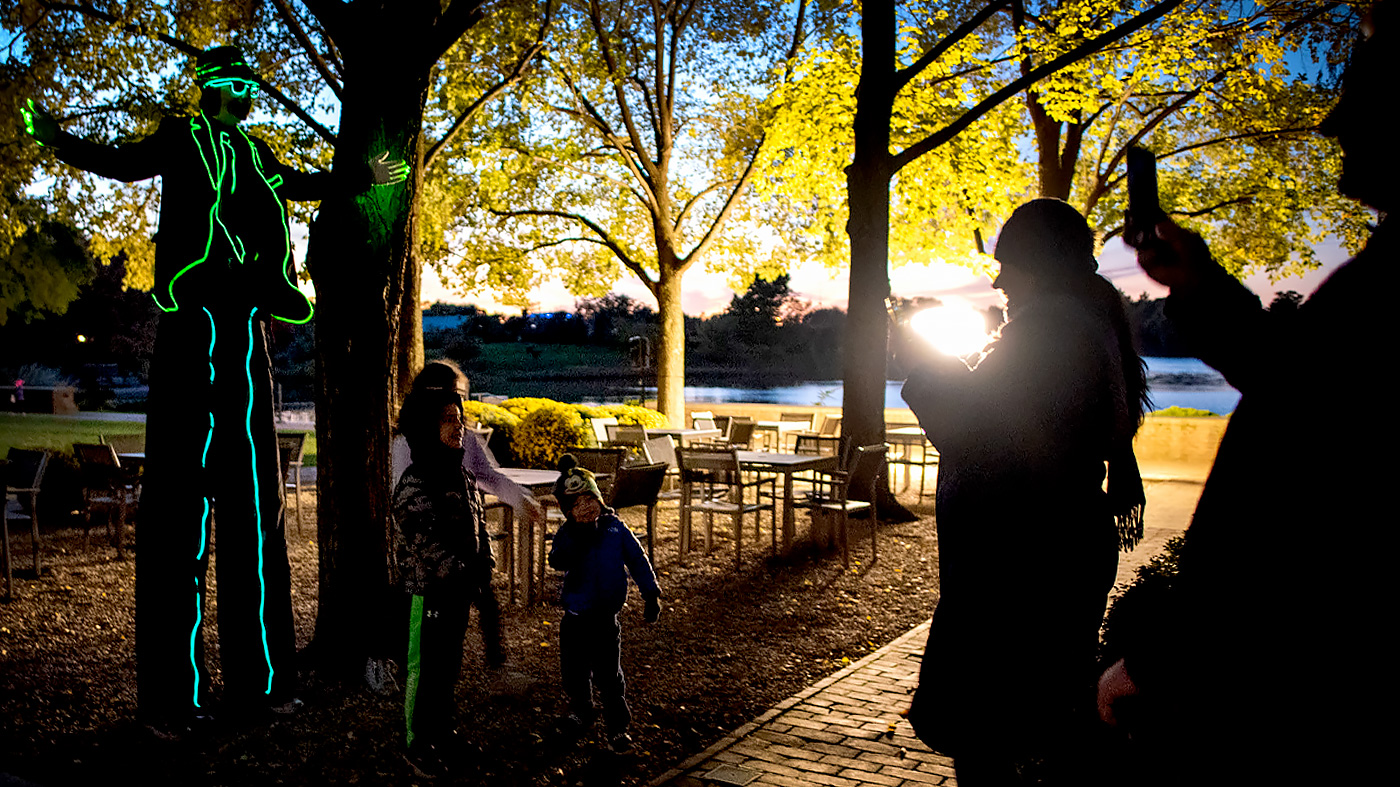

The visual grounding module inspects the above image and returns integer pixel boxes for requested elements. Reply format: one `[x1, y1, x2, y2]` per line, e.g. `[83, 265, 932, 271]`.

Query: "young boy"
[548, 454, 661, 753]
[391, 384, 494, 777]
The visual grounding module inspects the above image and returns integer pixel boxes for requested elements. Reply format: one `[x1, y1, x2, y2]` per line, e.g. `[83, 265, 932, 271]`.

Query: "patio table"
[885, 426, 937, 497]
[735, 450, 839, 550]
[644, 426, 722, 445]
[498, 468, 559, 605]
[753, 421, 808, 451]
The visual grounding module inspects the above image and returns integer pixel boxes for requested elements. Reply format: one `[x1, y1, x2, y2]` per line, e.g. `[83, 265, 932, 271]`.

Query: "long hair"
[997, 198, 1149, 429]
[393, 360, 469, 451]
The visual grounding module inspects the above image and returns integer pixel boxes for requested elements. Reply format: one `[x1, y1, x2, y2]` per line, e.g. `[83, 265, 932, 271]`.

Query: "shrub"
[594, 403, 669, 429]
[1148, 406, 1223, 418]
[513, 403, 589, 469]
[1100, 535, 1185, 666]
[498, 397, 559, 421]
[462, 401, 521, 465]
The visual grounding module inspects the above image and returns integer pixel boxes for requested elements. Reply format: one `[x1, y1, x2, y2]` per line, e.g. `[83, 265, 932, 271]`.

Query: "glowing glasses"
[204, 78, 260, 98]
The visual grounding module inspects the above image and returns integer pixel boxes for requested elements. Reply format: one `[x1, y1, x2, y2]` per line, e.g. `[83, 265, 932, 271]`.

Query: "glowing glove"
[20, 99, 60, 147]
[369, 151, 410, 185]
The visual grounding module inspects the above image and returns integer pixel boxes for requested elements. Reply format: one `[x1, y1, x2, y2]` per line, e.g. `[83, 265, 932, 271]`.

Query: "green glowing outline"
[405, 595, 425, 747]
[152, 113, 313, 325]
[245, 308, 275, 694]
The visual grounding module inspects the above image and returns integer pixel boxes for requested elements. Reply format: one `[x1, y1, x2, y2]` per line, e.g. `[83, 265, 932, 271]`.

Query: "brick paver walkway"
[648, 621, 954, 787]
[649, 477, 1202, 787]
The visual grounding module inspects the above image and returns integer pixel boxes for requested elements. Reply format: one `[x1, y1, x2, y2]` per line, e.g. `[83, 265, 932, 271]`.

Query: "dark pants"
[404, 589, 472, 749]
[560, 610, 630, 734]
[135, 305, 297, 721]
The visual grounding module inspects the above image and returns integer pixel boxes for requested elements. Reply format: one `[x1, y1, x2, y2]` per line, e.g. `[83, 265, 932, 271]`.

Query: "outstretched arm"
[270, 147, 409, 202]
[22, 99, 165, 182]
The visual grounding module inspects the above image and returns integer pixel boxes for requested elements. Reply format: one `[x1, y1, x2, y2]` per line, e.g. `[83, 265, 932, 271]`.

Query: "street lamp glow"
[76, 334, 88, 343]
[908, 303, 990, 358]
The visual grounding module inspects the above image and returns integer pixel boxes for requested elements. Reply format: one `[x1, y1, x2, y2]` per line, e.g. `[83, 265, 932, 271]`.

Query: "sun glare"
[908, 303, 991, 358]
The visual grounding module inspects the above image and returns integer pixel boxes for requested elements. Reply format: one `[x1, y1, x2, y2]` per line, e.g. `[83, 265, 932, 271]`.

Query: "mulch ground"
[1, 484, 942, 786]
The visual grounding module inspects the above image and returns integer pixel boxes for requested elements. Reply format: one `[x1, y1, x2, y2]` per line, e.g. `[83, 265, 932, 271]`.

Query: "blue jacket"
[548, 510, 659, 614]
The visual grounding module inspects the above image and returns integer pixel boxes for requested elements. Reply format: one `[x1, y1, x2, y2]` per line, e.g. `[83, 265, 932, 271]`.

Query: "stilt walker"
[23, 46, 409, 732]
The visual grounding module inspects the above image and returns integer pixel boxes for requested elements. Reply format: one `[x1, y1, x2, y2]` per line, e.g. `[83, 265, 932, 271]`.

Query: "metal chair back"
[276, 432, 308, 535]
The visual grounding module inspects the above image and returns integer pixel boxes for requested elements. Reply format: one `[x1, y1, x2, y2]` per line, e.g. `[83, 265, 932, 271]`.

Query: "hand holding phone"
[1124, 146, 1164, 249]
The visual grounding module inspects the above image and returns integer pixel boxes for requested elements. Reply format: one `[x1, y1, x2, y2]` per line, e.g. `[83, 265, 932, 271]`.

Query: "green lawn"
[0, 413, 316, 465]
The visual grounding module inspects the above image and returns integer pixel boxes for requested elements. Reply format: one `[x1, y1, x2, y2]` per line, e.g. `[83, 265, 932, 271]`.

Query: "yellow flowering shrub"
[513, 403, 589, 469]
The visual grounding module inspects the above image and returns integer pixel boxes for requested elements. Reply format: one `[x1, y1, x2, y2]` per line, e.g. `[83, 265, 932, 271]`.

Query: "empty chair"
[674, 445, 776, 570]
[569, 446, 629, 496]
[690, 410, 716, 430]
[100, 433, 146, 455]
[817, 414, 842, 436]
[5, 449, 50, 598]
[606, 462, 668, 565]
[589, 417, 618, 446]
[276, 432, 308, 535]
[73, 443, 138, 556]
[778, 412, 814, 450]
[604, 424, 648, 463]
[723, 418, 757, 450]
[797, 443, 887, 568]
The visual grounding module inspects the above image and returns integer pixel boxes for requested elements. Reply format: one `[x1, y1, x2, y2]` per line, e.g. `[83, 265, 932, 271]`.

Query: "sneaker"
[607, 732, 633, 753]
[558, 712, 593, 739]
[270, 697, 304, 715]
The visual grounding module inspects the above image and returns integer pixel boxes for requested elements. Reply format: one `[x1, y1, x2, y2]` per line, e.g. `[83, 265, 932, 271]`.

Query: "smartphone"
[1125, 146, 1164, 246]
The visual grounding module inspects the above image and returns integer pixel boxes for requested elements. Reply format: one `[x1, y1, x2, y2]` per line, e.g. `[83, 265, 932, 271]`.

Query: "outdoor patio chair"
[603, 424, 648, 463]
[777, 412, 814, 450]
[569, 446, 629, 496]
[674, 445, 776, 570]
[100, 433, 146, 454]
[73, 443, 138, 557]
[795, 443, 887, 569]
[276, 432, 308, 535]
[5, 450, 50, 599]
[817, 414, 842, 436]
[606, 462, 668, 566]
[589, 417, 618, 446]
[721, 417, 756, 450]
[689, 411, 715, 430]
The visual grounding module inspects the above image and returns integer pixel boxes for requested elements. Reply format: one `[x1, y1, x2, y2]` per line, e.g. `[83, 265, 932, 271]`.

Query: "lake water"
[610, 357, 1240, 415]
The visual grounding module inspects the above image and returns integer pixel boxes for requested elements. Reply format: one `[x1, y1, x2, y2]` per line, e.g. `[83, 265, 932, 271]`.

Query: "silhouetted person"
[902, 199, 1148, 785]
[1097, 5, 1398, 784]
[22, 46, 407, 735]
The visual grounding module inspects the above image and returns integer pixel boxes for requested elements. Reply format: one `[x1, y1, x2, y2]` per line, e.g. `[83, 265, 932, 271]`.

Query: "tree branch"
[891, 0, 1186, 174]
[892, 0, 1009, 95]
[488, 206, 653, 285]
[432, 0, 489, 61]
[39, 1, 338, 145]
[424, 0, 555, 169]
[300, 0, 350, 46]
[269, 0, 342, 99]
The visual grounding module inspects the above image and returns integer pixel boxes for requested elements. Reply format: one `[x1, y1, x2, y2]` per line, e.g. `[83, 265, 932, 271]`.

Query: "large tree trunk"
[307, 54, 428, 680]
[654, 263, 685, 425]
[845, 0, 914, 522]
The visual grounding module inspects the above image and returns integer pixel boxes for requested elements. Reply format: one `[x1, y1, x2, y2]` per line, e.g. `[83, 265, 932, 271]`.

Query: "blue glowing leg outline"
[245, 308, 275, 694]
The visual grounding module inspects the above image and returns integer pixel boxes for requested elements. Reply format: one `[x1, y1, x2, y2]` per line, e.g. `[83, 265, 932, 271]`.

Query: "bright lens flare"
[908, 304, 990, 357]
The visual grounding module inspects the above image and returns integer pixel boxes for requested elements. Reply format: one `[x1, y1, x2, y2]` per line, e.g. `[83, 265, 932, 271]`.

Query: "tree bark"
[307, 50, 428, 680]
[846, 0, 915, 522]
[654, 261, 685, 426]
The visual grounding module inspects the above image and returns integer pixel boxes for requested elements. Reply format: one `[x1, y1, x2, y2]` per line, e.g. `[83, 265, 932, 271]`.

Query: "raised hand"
[370, 151, 410, 185]
[1129, 218, 1216, 294]
[20, 99, 60, 147]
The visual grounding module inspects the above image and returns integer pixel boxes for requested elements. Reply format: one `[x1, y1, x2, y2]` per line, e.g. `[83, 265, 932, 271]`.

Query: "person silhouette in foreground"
[548, 454, 661, 754]
[901, 199, 1148, 786]
[1096, 5, 1398, 785]
[21, 46, 407, 736]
